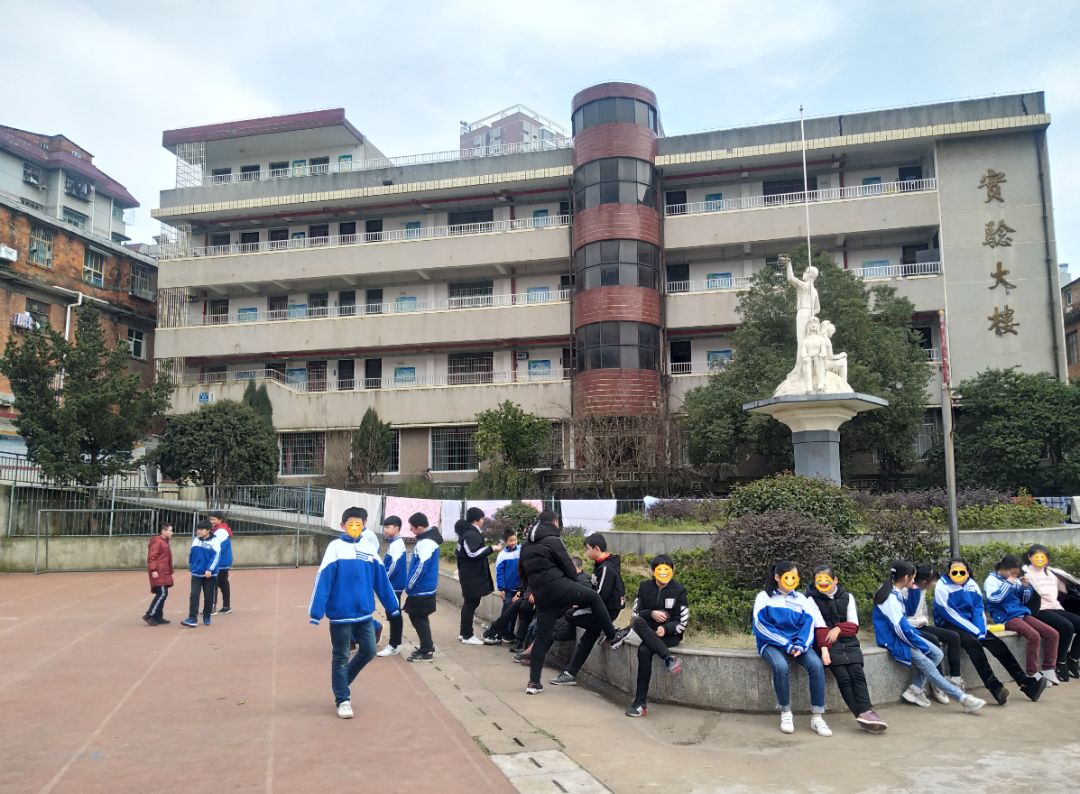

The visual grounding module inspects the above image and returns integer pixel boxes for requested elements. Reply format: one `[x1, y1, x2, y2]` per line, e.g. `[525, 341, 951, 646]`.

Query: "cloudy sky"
[7, 0, 1079, 276]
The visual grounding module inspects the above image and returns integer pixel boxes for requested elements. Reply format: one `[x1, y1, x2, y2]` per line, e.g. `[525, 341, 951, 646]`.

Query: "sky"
[6, 0, 1080, 279]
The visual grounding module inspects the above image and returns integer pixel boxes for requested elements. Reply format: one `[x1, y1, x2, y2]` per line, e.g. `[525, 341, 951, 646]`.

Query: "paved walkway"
[0, 570, 510, 793]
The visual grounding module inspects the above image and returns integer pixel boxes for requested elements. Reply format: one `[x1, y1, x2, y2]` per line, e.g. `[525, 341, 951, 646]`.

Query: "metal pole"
[938, 309, 960, 556]
[7, 480, 15, 537]
[34, 508, 41, 574]
[295, 505, 301, 568]
[799, 105, 813, 260]
[108, 480, 117, 537]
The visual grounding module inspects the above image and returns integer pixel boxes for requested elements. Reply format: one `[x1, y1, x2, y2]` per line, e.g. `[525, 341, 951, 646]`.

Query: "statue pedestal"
[742, 393, 888, 485]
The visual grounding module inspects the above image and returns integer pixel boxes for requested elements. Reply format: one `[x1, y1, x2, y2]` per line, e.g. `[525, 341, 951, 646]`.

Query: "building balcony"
[170, 368, 572, 429]
[847, 260, 945, 312]
[664, 179, 939, 251]
[154, 291, 571, 359]
[663, 284, 744, 330]
[156, 216, 571, 290]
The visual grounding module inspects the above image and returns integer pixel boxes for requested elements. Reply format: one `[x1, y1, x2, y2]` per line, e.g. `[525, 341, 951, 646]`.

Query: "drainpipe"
[51, 286, 109, 392]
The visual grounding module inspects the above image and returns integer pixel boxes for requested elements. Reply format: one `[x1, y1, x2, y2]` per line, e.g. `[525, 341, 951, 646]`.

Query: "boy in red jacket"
[144, 523, 175, 625]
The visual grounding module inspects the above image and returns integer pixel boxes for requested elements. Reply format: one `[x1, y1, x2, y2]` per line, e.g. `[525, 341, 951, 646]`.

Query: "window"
[573, 240, 660, 293]
[279, 432, 325, 476]
[211, 167, 232, 183]
[575, 321, 660, 372]
[209, 232, 231, 252]
[112, 202, 125, 222]
[268, 295, 288, 321]
[704, 192, 724, 211]
[237, 307, 259, 322]
[898, 165, 923, 182]
[405, 221, 422, 238]
[901, 244, 930, 266]
[449, 280, 494, 308]
[393, 366, 417, 385]
[309, 156, 330, 175]
[308, 224, 330, 246]
[365, 288, 383, 314]
[63, 207, 88, 230]
[526, 286, 551, 303]
[83, 249, 104, 287]
[239, 231, 260, 252]
[268, 228, 289, 250]
[573, 157, 659, 214]
[706, 272, 733, 289]
[666, 263, 689, 292]
[364, 358, 383, 388]
[129, 263, 155, 299]
[269, 161, 288, 178]
[338, 154, 353, 171]
[669, 339, 692, 374]
[337, 359, 355, 390]
[448, 351, 494, 384]
[766, 255, 782, 273]
[64, 176, 94, 200]
[531, 208, 550, 227]
[862, 176, 882, 189]
[22, 162, 43, 187]
[430, 426, 479, 471]
[307, 361, 327, 392]
[707, 350, 733, 371]
[126, 328, 145, 360]
[208, 299, 229, 324]
[364, 219, 383, 241]
[21, 197, 43, 211]
[338, 290, 356, 317]
[28, 226, 53, 268]
[339, 221, 357, 239]
[291, 159, 307, 175]
[763, 177, 817, 205]
[240, 164, 261, 181]
[572, 97, 659, 134]
[448, 209, 494, 230]
[665, 191, 687, 214]
[308, 292, 329, 318]
[384, 430, 401, 473]
[861, 259, 891, 278]
[1066, 331, 1078, 367]
[26, 299, 50, 329]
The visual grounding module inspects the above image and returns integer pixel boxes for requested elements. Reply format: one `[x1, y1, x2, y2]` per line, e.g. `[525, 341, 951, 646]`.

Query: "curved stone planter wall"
[437, 571, 1026, 713]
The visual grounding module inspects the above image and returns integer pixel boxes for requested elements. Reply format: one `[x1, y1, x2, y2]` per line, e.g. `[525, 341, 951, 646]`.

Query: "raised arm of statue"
[783, 254, 800, 289]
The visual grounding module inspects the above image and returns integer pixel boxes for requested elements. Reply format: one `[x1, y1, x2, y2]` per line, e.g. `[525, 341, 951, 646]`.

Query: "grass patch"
[610, 514, 715, 533]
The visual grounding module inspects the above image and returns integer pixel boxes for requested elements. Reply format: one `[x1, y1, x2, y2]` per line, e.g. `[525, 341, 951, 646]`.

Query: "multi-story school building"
[151, 85, 1068, 486]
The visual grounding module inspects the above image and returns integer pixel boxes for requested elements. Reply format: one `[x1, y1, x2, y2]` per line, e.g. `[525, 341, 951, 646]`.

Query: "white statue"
[800, 317, 829, 393]
[820, 320, 847, 382]
[784, 253, 819, 354]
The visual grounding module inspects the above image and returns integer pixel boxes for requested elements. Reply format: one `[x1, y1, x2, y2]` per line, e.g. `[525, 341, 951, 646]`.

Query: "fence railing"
[160, 214, 571, 260]
[165, 289, 571, 328]
[198, 138, 573, 187]
[184, 367, 573, 393]
[664, 178, 938, 217]
[848, 261, 942, 279]
[667, 361, 730, 376]
[665, 276, 754, 294]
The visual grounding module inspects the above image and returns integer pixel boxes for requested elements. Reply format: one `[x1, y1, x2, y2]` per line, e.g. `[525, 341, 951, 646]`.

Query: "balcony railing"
[168, 289, 571, 328]
[185, 367, 571, 393]
[848, 261, 942, 279]
[198, 138, 573, 186]
[665, 276, 754, 294]
[667, 361, 730, 376]
[664, 178, 938, 217]
[161, 214, 571, 260]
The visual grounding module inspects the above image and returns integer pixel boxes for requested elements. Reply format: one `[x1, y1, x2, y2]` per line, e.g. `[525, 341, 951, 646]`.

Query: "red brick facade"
[574, 369, 662, 416]
[574, 286, 661, 329]
[572, 82, 658, 109]
[572, 124, 657, 167]
[573, 204, 662, 249]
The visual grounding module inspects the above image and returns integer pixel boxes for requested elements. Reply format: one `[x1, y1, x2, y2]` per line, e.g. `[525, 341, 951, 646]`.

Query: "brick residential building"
[0, 127, 157, 455]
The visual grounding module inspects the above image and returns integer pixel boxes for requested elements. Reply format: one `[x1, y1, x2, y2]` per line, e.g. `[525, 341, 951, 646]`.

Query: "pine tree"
[347, 408, 393, 488]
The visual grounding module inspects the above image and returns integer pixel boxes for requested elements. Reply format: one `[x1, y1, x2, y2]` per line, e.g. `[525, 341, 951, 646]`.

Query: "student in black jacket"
[455, 508, 502, 644]
[519, 511, 630, 695]
[625, 555, 688, 717]
[551, 533, 626, 686]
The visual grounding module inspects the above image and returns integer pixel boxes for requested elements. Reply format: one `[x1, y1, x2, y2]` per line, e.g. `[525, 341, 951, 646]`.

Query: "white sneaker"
[376, 645, 400, 657]
[779, 710, 795, 734]
[1042, 669, 1061, 685]
[336, 701, 354, 719]
[460, 636, 484, 646]
[948, 675, 966, 692]
[928, 681, 950, 704]
[961, 694, 986, 714]
[809, 715, 832, 737]
[902, 685, 931, 708]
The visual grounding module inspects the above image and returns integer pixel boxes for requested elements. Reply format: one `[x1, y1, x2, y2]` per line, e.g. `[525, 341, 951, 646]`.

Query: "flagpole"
[799, 105, 812, 261]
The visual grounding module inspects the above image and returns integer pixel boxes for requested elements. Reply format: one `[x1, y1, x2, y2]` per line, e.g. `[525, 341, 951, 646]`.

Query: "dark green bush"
[728, 473, 859, 536]
[861, 509, 947, 566]
[712, 509, 843, 590]
[644, 498, 728, 525]
[921, 502, 1066, 530]
[482, 501, 540, 543]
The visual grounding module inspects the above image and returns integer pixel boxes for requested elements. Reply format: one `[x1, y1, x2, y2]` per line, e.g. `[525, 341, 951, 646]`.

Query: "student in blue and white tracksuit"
[209, 511, 233, 614]
[377, 515, 409, 657]
[495, 530, 522, 609]
[872, 560, 983, 713]
[308, 516, 400, 719]
[182, 520, 220, 628]
[751, 561, 830, 736]
[984, 555, 1060, 682]
[402, 513, 443, 663]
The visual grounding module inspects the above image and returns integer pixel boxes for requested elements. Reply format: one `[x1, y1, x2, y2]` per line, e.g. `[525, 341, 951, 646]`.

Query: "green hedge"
[922, 502, 1065, 530]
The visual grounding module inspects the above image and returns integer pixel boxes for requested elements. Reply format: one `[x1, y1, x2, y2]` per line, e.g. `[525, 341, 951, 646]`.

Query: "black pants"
[215, 569, 231, 610]
[388, 591, 404, 648]
[146, 585, 169, 620]
[566, 608, 621, 676]
[485, 597, 531, 641]
[405, 595, 436, 653]
[632, 615, 680, 704]
[460, 596, 482, 639]
[830, 661, 873, 716]
[918, 625, 963, 677]
[1036, 609, 1080, 663]
[958, 632, 1027, 691]
[529, 579, 616, 684]
[188, 576, 216, 621]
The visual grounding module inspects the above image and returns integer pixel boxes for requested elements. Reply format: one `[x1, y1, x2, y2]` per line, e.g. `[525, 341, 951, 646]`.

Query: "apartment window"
[666, 263, 689, 292]
[240, 231, 260, 252]
[384, 430, 401, 473]
[763, 177, 817, 205]
[64, 176, 94, 200]
[28, 226, 54, 268]
[573, 240, 660, 293]
[26, 299, 50, 330]
[268, 161, 288, 178]
[339, 221, 357, 239]
[559, 200, 571, 218]
[531, 208, 550, 227]
[573, 157, 659, 214]
[405, 221, 422, 238]
[309, 156, 330, 175]
[21, 197, 44, 211]
[83, 249, 104, 287]
[364, 219, 383, 242]
[898, 165, 923, 182]
[706, 272, 734, 288]
[22, 162, 43, 187]
[338, 359, 355, 390]
[669, 339, 692, 374]
[211, 167, 232, 183]
[430, 426, 479, 471]
[449, 280, 494, 308]
[209, 232, 231, 252]
[240, 164, 261, 181]
[112, 203, 125, 223]
[308, 292, 329, 318]
[208, 299, 229, 324]
[338, 290, 356, 317]
[129, 263, 155, 299]
[665, 190, 687, 214]
[268, 295, 288, 321]
[279, 432, 325, 476]
[63, 207, 88, 230]
[268, 228, 289, 250]
[448, 209, 493, 231]
[1066, 331, 1078, 366]
[765, 255, 782, 273]
[572, 97, 658, 134]
[365, 288, 383, 314]
[126, 328, 145, 360]
[448, 352, 494, 385]
[576, 321, 660, 372]
[307, 360, 327, 392]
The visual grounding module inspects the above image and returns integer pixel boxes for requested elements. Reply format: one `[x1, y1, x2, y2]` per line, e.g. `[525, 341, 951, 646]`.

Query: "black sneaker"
[525, 681, 544, 695]
[1056, 663, 1071, 684]
[550, 672, 577, 686]
[1068, 658, 1080, 680]
[142, 614, 156, 626]
[990, 684, 1010, 705]
[507, 642, 524, 654]
[407, 649, 435, 663]
[1021, 676, 1049, 702]
[665, 656, 682, 675]
[155, 618, 171, 625]
[211, 608, 219, 615]
[219, 607, 233, 615]
[483, 636, 502, 646]
[625, 702, 647, 717]
[607, 626, 632, 650]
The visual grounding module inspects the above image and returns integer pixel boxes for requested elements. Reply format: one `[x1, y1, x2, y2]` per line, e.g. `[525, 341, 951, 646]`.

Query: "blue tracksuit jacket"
[383, 536, 408, 592]
[405, 527, 443, 597]
[309, 534, 400, 624]
[188, 537, 220, 577]
[751, 590, 824, 656]
[212, 527, 233, 570]
[873, 588, 932, 666]
[983, 572, 1033, 624]
[495, 546, 521, 592]
[933, 576, 988, 639]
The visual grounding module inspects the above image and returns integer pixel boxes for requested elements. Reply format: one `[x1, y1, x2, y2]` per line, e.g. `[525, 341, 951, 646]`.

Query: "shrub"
[712, 510, 843, 590]
[728, 474, 859, 536]
[850, 487, 1011, 513]
[644, 498, 728, 525]
[610, 513, 713, 533]
[922, 502, 1065, 530]
[396, 475, 437, 498]
[862, 510, 947, 566]
[482, 501, 540, 543]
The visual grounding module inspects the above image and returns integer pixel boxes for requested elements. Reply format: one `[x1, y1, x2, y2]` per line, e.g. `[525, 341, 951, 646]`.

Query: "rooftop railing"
[198, 138, 573, 186]
[160, 214, 570, 260]
[664, 178, 937, 217]
[183, 367, 571, 393]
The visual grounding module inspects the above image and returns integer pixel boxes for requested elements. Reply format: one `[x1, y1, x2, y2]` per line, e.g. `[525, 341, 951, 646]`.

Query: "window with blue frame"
[393, 366, 416, 385]
[861, 259, 890, 277]
[237, 307, 259, 322]
[532, 208, 550, 227]
[526, 286, 551, 303]
[405, 221, 421, 238]
[704, 192, 723, 211]
[706, 272, 733, 289]
[291, 159, 306, 175]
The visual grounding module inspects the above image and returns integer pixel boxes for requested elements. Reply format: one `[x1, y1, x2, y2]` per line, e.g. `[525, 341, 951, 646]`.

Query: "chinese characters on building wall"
[980, 169, 1019, 335]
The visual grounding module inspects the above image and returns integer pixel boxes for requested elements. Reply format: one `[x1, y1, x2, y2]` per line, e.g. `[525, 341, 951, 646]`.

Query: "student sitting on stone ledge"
[624, 555, 687, 718]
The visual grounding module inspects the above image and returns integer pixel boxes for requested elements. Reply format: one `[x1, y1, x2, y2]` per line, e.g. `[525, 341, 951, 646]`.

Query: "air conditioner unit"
[0, 244, 17, 262]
